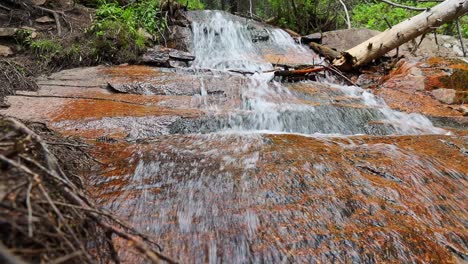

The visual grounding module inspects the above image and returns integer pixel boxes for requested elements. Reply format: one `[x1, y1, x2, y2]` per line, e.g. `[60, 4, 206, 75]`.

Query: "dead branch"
[338, 0, 351, 29]
[0, 4, 11, 11]
[0, 242, 28, 264]
[455, 18, 466, 56]
[333, 0, 468, 70]
[30, 5, 63, 36]
[378, 0, 427, 11]
[274, 67, 326, 77]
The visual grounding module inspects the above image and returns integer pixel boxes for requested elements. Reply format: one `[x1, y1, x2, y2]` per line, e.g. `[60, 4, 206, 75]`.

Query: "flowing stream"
[90, 11, 466, 263]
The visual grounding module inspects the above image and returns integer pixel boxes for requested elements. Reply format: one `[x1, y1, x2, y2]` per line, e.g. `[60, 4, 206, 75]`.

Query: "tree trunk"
[333, 0, 468, 70]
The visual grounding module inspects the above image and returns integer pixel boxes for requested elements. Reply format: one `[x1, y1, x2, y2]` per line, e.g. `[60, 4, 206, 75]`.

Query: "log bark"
[333, 0, 468, 70]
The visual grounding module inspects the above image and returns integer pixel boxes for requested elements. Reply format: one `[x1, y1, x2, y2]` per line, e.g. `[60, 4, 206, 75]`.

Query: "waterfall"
[188, 10, 445, 136]
[87, 11, 465, 264]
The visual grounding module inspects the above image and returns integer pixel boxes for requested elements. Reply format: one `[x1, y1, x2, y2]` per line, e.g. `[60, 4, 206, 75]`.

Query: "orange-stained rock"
[83, 133, 467, 263]
[377, 58, 468, 120]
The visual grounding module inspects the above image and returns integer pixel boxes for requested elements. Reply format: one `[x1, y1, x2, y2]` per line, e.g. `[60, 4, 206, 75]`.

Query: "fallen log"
[333, 0, 468, 70]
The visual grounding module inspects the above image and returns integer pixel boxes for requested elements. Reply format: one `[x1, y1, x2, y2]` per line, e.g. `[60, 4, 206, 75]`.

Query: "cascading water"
[88, 10, 466, 264]
[188, 10, 445, 136]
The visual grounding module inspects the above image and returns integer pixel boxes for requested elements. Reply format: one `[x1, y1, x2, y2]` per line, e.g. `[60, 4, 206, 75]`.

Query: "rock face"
[167, 25, 192, 51]
[432, 88, 458, 104]
[141, 45, 195, 67]
[0, 45, 13, 57]
[1, 63, 466, 263]
[321, 28, 380, 51]
[1, 11, 467, 263]
[374, 57, 468, 127]
[0, 28, 17, 37]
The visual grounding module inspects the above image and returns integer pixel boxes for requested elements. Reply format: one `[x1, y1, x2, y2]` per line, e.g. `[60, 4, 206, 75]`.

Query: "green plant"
[92, 1, 166, 35]
[30, 40, 62, 58]
[351, 0, 467, 38]
[182, 0, 204, 10]
[87, 1, 163, 63]
[14, 29, 34, 46]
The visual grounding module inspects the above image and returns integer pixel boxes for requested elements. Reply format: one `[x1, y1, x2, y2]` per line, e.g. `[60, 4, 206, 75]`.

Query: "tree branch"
[455, 18, 466, 56]
[338, 0, 351, 29]
[378, 0, 427, 11]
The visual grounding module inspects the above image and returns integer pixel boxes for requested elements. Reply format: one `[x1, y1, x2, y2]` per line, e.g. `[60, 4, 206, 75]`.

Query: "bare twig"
[49, 251, 83, 264]
[26, 181, 33, 237]
[26, 4, 66, 36]
[411, 33, 427, 54]
[0, 4, 11, 11]
[455, 18, 466, 56]
[44, 141, 90, 148]
[326, 64, 357, 86]
[378, 0, 428, 11]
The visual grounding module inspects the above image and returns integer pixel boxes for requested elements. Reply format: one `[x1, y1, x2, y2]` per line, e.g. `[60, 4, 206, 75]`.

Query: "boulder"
[167, 25, 192, 52]
[322, 28, 380, 51]
[320, 28, 467, 58]
[0, 45, 14, 57]
[432, 88, 457, 104]
[142, 45, 194, 67]
[301, 32, 322, 45]
[168, 49, 195, 61]
[0, 28, 18, 37]
[142, 48, 171, 67]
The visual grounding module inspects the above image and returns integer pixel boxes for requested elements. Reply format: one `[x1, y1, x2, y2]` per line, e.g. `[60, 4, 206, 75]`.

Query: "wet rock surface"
[87, 133, 467, 263]
[373, 57, 468, 128]
[141, 45, 195, 68]
[1, 61, 466, 262]
[1, 11, 467, 263]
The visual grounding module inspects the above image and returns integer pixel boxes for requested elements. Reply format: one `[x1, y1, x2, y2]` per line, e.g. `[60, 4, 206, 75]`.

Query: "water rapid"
[88, 10, 466, 263]
[188, 10, 445, 136]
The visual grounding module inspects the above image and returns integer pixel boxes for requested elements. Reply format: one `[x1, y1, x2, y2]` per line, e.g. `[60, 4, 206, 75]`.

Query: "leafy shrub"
[87, 0, 168, 63]
[14, 29, 34, 46]
[352, 0, 468, 38]
[183, 0, 204, 10]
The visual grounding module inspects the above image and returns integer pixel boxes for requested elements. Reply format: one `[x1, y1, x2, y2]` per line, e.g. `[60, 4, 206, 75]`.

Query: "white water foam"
[190, 10, 445, 136]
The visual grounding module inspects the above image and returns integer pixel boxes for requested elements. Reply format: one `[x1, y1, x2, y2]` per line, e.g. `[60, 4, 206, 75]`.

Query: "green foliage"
[352, 2, 412, 31]
[14, 29, 34, 46]
[264, 0, 350, 34]
[88, 0, 168, 63]
[352, 0, 468, 38]
[89, 19, 146, 63]
[30, 40, 62, 58]
[92, 0, 170, 34]
[182, 0, 205, 10]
